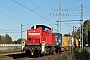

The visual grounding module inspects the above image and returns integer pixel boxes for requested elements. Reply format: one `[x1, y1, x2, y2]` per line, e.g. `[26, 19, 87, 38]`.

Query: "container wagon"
[61, 36, 80, 51]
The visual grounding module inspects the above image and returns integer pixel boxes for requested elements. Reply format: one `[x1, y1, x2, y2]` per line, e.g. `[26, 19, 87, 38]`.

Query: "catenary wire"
[12, 0, 54, 24]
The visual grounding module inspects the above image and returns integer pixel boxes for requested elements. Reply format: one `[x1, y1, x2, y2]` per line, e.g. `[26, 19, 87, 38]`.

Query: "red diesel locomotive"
[23, 24, 61, 56]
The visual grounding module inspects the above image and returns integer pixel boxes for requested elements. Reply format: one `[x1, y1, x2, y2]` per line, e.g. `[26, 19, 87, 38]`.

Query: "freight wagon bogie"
[61, 47, 69, 51]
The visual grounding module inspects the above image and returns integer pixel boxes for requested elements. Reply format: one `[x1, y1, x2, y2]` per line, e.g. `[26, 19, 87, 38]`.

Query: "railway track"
[0, 51, 64, 60]
[0, 52, 35, 60]
[0, 52, 24, 55]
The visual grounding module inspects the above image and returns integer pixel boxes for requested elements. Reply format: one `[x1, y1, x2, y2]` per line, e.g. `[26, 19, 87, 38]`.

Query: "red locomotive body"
[26, 25, 56, 45]
[23, 25, 60, 56]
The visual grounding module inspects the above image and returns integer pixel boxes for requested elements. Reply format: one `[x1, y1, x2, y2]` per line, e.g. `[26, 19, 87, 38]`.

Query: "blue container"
[53, 33, 62, 47]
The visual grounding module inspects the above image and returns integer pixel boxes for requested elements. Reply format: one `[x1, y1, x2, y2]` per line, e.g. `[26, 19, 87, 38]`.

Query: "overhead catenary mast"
[51, 1, 68, 33]
[81, 4, 83, 48]
[59, 1, 61, 33]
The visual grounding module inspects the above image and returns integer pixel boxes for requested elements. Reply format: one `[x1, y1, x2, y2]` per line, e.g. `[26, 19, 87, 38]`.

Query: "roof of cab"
[31, 24, 51, 29]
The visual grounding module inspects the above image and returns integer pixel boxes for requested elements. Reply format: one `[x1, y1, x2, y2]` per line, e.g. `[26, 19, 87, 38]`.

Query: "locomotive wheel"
[51, 47, 56, 55]
[45, 47, 49, 55]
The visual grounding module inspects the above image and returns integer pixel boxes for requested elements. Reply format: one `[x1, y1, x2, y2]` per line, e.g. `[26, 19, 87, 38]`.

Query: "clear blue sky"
[0, 0, 90, 40]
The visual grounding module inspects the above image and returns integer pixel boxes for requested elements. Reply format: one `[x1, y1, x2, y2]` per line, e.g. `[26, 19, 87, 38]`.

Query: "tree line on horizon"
[0, 34, 25, 44]
[73, 19, 90, 46]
